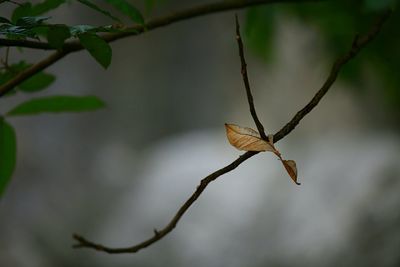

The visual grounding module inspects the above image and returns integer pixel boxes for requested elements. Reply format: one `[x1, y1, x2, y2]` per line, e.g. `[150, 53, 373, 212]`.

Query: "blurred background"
[1, 0, 400, 266]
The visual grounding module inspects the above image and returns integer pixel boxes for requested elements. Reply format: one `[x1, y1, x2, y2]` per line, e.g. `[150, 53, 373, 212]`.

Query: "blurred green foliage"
[245, 0, 399, 111]
[0, 117, 16, 196]
[0, 61, 55, 94]
[78, 32, 112, 68]
[11, 0, 66, 22]
[0, 0, 398, 195]
[104, 0, 144, 24]
[245, 5, 275, 61]
[7, 95, 105, 116]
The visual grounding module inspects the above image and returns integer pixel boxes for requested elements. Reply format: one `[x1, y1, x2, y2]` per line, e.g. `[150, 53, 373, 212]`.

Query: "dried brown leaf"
[282, 160, 300, 185]
[225, 123, 275, 152]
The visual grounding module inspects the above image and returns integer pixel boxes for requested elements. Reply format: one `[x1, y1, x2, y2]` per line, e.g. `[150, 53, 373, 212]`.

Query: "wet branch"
[72, 9, 391, 254]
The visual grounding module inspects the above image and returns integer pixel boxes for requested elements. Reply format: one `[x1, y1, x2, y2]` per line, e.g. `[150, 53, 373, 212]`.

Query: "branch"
[235, 14, 268, 140]
[0, 0, 323, 50]
[0, 0, 325, 100]
[72, 9, 392, 254]
[0, 0, 323, 98]
[0, 0, 21, 6]
[273, 8, 392, 142]
[0, 50, 67, 97]
[73, 151, 257, 253]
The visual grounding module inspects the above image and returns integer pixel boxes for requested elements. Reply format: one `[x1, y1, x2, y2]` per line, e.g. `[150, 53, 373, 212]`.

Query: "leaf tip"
[282, 159, 300, 185]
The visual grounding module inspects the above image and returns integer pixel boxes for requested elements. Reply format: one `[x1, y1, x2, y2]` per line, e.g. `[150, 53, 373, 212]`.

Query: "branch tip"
[69, 5, 390, 256]
[153, 228, 160, 236]
[235, 15, 268, 141]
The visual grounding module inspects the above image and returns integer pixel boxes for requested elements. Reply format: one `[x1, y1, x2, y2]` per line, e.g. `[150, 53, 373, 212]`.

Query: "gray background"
[1, 1, 399, 266]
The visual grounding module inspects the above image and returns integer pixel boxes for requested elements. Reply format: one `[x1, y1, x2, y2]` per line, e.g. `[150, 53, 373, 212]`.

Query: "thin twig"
[0, 47, 10, 71]
[5, 47, 10, 67]
[72, 151, 258, 253]
[0, 0, 323, 50]
[235, 14, 268, 140]
[273, 8, 392, 143]
[0, 0, 322, 98]
[72, 9, 392, 254]
[0, 0, 21, 6]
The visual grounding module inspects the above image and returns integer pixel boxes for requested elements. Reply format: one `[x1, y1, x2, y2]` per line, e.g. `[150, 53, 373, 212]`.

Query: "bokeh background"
[1, 1, 400, 266]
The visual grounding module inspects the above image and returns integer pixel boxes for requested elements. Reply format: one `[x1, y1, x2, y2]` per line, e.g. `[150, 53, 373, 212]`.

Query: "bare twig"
[0, 47, 10, 70]
[235, 14, 268, 140]
[5, 47, 10, 66]
[0, 0, 21, 6]
[72, 151, 258, 253]
[273, 8, 392, 142]
[72, 9, 391, 254]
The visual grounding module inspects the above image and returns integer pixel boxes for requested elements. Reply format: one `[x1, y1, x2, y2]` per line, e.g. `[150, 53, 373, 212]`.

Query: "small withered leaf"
[225, 123, 274, 152]
[282, 160, 300, 185]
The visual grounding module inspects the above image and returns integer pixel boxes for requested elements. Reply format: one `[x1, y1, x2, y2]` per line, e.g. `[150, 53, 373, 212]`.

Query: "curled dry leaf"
[225, 123, 275, 152]
[225, 124, 300, 185]
[282, 160, 300, 185]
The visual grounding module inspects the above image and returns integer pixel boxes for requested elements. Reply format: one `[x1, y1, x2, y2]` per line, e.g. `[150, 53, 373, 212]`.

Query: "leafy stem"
[0, 0, 321, 97]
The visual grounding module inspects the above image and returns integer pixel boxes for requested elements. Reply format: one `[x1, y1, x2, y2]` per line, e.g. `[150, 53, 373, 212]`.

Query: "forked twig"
[73, 10, 391, 254]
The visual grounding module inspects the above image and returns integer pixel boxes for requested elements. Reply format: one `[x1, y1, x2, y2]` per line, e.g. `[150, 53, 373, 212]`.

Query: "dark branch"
[0, 0, 323, 50]
[0, 0, 21, 6]
[0, 0, 323, 98]
[72, 151, 258, 253]
[72, 9, 392, 254]
[235, 14, 268, 140]
[273, 8, 392, 143]
[0, 50, 67, 97]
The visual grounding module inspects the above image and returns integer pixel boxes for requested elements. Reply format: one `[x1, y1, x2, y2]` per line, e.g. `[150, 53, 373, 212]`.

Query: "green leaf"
[69, 24, 97, 35]
[0, 62, 54, 93]
[0, 17, 11, 24]
[0, 118, 17, 196]
[77, 0, 120, 22]
[1, 15, 50, 39]
[245, 6, 275, 61]
[47, 25, 71, 48]
[16, 16, 50, 27]
[69, 24, 137, 36]
[103, 0, 144, 24]
[11, 0, 66, 22]
[143, 0, 166, 14]
[0, 24, 38, 39]
[0, 61, 30, 94]
[11, 3, 32, 23]
[78, 33, 112, 68]
[7, 95, 106, 116]
[0, 72, 15, 87]
[18, 72, 55, 92]
[364, 0, 397, 10]
[30, 0, 67, 16]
